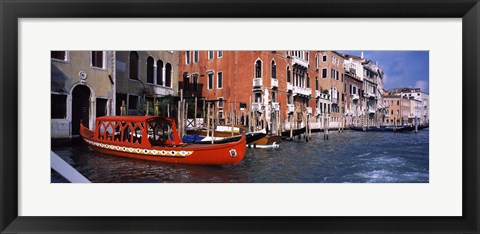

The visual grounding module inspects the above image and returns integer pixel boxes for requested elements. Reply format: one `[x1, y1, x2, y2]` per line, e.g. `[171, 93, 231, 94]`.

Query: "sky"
[339, 51, 429, 93]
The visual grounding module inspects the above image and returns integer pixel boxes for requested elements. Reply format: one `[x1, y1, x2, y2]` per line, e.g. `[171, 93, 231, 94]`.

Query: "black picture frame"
[1, 0, 479, 233]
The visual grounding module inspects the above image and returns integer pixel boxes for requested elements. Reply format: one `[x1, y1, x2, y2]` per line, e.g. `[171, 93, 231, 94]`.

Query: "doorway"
[72, 85, 91, 135]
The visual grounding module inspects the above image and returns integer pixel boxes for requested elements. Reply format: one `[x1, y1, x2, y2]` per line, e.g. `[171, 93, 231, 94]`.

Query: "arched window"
[287, 66, 291, 83]
[147, 56, 154, 84]
[156, 60, 163, 85]
[165, 63, 172, 88]
[271, 60, 276, 79]
[129, 51, 139, 80]
[255, 60, 262, 78]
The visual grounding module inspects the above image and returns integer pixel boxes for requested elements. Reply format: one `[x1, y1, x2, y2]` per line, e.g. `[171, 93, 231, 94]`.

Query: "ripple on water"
[52, 130, 429, 183]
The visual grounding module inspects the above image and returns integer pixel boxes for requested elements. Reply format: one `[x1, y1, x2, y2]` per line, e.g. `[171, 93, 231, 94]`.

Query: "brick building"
[178, 51, 349, 132]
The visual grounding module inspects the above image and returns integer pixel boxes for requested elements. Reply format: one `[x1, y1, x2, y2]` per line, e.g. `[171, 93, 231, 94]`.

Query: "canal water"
[51, 129, 429, 183]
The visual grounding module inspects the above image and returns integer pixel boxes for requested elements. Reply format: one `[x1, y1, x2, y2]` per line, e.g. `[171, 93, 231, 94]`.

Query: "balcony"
[319, 93, 330, 100]
[332, 97, 338, 104]
[287, 104, 295, 113]
[291, 56, 309, 68]
[271, 78, 278, 89]
[367, 108, 376, 114]
[251, 102, 263, 112]
[351, 94, 359, 100]
[271, 102, 280, 111]
[315, 90, 321, 98]
[253, 78, 262, 88]
[292, 86, 311, 96]
[306, 107, 312, 115]
[287, 82, 293, 91]
[364, 92, 375, 98]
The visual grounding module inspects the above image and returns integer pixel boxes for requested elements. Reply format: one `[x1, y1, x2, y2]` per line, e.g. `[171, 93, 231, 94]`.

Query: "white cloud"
[414, 80, 429, 92]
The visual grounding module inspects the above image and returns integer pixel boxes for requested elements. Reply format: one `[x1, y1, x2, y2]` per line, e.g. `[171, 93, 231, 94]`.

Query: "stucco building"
[115, 51, 179, 116]
[51, 51, 116, 138]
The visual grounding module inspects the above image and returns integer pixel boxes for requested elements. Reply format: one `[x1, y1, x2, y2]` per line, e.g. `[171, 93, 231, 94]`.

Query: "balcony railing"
[271, 78, 278, 89]
[291, 56, 309, 68]
[367, 108, 376, 114]
[271, 102, 280, 111]
[364, 92, 375, 98]
[319, 93, 330, 100]
[287, 82, 293, 91]
[253, 78, 262, 88]
[315, 90, 321, 98]
[351, 94, 359, 100]
[252, 102, 263, 112]
[287, 104, 295, 113]
[292, 86, 311, 96]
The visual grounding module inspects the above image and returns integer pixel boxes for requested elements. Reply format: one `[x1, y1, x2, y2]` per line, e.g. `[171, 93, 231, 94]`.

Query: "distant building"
[51, 51, 115, 138]
[343, 57, 364, 127]
[388, 88, 429, 125]
[383, 95, 411, 126]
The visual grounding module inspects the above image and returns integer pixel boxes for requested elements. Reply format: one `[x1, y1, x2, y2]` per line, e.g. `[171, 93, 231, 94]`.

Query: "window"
[165, 63, 172, 87]
[208, 51, 214, 60]
[287, 94, 291, 104]
[391, 110, 394, 115]
[397, 100, 400, 105]
[336, 71, 339, 80]
[128, 95, 138, 110]
[194, 51, 199, 63]
[183, 73, 190, 91]
[306, 52, 310, 62]
[315, 77, 319, 90]
[255, 60, 262, 78]
[208, 72, 213, 89]
[51, 51, 66, 61]
[218, 98, 224, 108]
[218, 51, 223, 58]
[156, 60, 163, 85]
[129, 51, 139, 80]
[315, 54, 319, 69]
[331, 69, 335, 79]
[91, 51, 104, 69]
[322, 55, 327, 62]
[185, 51, 191, 64]
[254, 92, 262, 103]
[271, 61, 276, 78]
[51, 94, 66, 119]
[397, 110, 400, 115]
[193, 74, 198, 92]
[239, 103, 246, 110]
[322, 68, 327, 78]
[287, 66, 291, 82]
[217, 72, 223, 89]
[146, 56, 154, 84]
[96, 98, 108, 117]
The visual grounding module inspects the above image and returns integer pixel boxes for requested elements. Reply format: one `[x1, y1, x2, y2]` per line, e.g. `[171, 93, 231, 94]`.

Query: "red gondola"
[79, 116, 246, 165]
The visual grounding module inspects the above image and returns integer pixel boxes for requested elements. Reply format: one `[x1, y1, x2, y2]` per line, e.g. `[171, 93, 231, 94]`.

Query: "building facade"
[178, 51, 350, 132]
[115, 51, 179, 116]
[51, 51, 116, 138]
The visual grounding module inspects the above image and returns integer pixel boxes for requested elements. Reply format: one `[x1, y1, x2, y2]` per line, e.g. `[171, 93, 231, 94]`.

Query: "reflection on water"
[52, 129, 429, 183]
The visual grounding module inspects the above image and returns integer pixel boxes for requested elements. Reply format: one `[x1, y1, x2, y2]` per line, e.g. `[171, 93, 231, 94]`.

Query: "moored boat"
[248, 134, 282, 148]
[183, 128, 267, 145]
[79, 116, 246, 166]
[280, 126, 306, 139]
